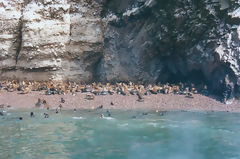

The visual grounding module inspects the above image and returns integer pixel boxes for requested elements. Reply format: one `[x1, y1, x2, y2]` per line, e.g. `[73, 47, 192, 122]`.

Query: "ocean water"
[0, 109, 240, 159]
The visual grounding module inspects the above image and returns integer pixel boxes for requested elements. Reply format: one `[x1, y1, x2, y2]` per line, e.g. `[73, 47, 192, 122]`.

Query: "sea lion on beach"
[96, 105, 103, 109]
[20, 87, 31, 94]
[144, 90, 150, 96]
[130, 90, 136, 95]
[136, 91, 144, 102]
[42, 100, 50, 109]
[45, 88, 51, 95]
[110, 101, 114, 105]
[85, 94, 95, 100]
[61, 98, 65, 103]
[185, 92, 194, 98]
[0, 104, 4, 108]
[35, 98, 43, 107]
[150, 86, 158, 94]
[17, 85, 24, 91]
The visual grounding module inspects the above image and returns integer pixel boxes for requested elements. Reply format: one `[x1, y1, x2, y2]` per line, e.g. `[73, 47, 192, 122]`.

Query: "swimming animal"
[30, 112, 35, 117]
[44, 113, 49, 118]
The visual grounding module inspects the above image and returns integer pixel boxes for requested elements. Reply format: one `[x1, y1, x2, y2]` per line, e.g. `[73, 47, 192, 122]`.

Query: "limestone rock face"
[0, 0, 103, 81]
[0, 0, 240, 96]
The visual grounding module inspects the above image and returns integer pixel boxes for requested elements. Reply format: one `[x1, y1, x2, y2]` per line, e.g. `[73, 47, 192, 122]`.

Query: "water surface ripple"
[0, 109, 240, 159]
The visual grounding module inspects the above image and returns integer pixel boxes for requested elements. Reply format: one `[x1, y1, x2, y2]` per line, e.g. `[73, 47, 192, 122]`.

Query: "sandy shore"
[1, 90, 240, 112]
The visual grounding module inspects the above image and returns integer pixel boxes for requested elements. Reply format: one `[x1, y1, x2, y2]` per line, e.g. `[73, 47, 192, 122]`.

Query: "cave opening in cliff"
[156, 68, 208, 86]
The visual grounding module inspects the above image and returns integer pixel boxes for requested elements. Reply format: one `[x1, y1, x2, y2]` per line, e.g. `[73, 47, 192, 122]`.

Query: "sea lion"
[61, 98, 65, 103]
[45, 88, 51, 95]
[30, 112, 35, 117]
[100, 114, 104, 118]
[58, 104, 63, 111]
[110, 101, 114, 105]
[0, 104, 4, 108]
[17, 85, 24, 91]
[108, 90, 114, 95]
[96, 105, 103, 109]
[144, 90, 151, 96]
[42, 100, 50, 109]
[185, 92, 194, 98]
[130, 90, 136, 95]
[20, 87, 31, 94]
[136, 91, 144, 102]
[35, 98, 43, 107]
[85, 94, 95, 100]
[106, 110, 111, 117]
[44, 113, 49, 118]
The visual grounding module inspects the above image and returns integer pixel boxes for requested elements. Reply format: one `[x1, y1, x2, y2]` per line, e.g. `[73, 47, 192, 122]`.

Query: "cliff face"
[0, 0, 103, 81]
[0, 0, 240, 97]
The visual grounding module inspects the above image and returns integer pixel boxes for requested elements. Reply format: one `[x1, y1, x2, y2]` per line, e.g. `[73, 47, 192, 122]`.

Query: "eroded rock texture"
[0, 0, 103, 81]
[0, 0, 240, 98]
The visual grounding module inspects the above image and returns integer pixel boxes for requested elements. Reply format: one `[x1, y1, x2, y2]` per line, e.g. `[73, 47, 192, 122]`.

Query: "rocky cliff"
[0, 0, 240, 98]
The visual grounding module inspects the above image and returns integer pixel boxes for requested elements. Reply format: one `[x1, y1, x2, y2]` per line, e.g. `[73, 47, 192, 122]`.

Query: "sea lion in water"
[100, 114, 104, 118]
[30, 112, 35, 117]
[106, 110, 111, 117]
[96, 105, 103, 110]
[44, 113, 49, 118]
[56, 104, 62, 113]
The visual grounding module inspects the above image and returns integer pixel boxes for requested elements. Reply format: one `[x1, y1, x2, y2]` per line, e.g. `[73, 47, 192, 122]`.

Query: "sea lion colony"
[0, 80, 208, 98]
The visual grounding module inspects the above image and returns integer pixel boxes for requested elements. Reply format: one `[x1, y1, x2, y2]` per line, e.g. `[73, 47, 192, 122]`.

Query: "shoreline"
[1, 91, 240, 112]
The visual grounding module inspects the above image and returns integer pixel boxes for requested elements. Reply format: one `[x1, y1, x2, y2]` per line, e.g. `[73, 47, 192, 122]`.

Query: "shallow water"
[0, 109, 240, 159]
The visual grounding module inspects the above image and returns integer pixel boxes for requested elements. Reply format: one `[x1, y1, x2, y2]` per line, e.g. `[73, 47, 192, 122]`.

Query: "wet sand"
[0, 91, 240, 112]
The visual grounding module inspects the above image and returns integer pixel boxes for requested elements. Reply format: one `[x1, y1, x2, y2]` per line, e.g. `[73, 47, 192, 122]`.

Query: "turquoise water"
[0, 109, 240, 159]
